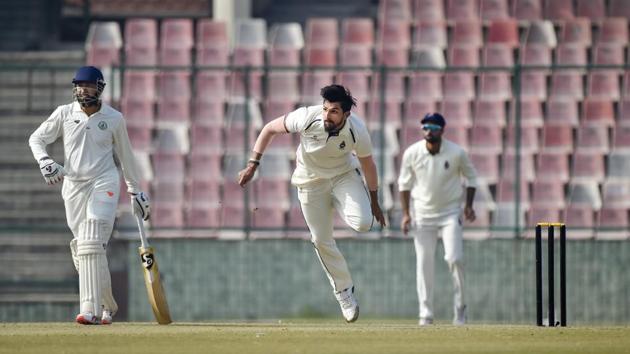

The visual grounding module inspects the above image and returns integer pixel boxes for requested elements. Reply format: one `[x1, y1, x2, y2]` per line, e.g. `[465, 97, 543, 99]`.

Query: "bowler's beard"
[324, 118, 345, 133]
[425, 135, 441, 144]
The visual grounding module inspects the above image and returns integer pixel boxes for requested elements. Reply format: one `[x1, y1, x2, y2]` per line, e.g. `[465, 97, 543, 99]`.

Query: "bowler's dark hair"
[320, 84, 357, 112]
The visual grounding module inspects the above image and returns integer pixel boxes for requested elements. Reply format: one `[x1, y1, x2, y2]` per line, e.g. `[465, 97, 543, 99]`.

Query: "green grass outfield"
[1, 320, 629, 354]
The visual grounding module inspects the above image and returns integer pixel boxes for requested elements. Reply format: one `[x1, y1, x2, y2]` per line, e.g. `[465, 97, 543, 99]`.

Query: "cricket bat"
[136, 214, 172, 325]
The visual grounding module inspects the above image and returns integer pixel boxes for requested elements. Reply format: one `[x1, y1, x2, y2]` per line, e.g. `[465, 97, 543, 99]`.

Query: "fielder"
[238, 84, 386, 322]
[28, 66, 150, 325]
[398, 113, 477, 326]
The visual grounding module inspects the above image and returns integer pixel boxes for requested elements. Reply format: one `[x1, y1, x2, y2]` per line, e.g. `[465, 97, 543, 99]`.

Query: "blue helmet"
[72, 66, 106, 107]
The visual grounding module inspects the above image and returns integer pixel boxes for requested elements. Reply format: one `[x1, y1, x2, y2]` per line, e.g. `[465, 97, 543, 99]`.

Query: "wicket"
[535, 222, 567, 327]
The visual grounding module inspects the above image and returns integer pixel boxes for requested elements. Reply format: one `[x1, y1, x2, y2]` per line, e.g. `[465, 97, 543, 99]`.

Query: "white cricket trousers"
[413, 210, 465, 320]
[63, 168, 119, 316]
[297, 169, 373, 292]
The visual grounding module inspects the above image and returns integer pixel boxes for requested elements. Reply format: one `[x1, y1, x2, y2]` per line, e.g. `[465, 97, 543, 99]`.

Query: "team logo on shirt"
[339, 141, 346, 150]
[444, 161, 450, 170]
[98, 121, 107, 130]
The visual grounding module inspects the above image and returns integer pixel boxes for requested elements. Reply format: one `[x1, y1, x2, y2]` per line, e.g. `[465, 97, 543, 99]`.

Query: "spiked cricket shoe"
[335, 286, 359, 323]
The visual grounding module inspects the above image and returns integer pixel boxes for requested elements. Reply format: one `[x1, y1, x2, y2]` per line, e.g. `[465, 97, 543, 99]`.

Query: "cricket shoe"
[76, 312, 99, 325]
[419, 317, 434, 326]
[453, 305, 467, 326]
[101, 309, 114, 325]
[335, 286, 359, 323]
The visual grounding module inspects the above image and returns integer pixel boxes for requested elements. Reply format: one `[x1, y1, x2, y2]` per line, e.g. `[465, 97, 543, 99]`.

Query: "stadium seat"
[412, 20, 447, 49]
[225, 99, 263, 129]
[443, 72, 476, 100]
[513, 0, 542, 20]
[444, 126, 469, 150]
[606, 152, 630, 181]
[492, 202, 528, 238]
[228, 71, 263, 102]
[151, 202, 185, 228]
[376, 47, 409, 67]
[619, 99, 630, 126]
[545, 99, 579, 127]
[339, 46, 372, 68]
[121, 98, 154, 127]
[515, 99, 545, 127]
[301, 71, 335, 104]
[187, 203, 221, 228]
[524, 21, 557, 47]
[473, 99, 507, 127]
[558, 18, 592, 45]
[152, 180, 185, 203]
[587, 71, 620, 100]
[567, 181, 602, 208]
[268, 23, 304, 68]
[612, 126, 630, 152]
[403, 100, 436, 122]
[532, 180, 566, 208]
[541, 124, 573, 153]
[451, 20, 483, 48]
[156, 101, 190, 125]
[123, 71, 156, 103]
[478, 72, 512, 101]
[608, 0, 630, 20]
[224, 126, 257, 153]
[222, 180, 249, 208]
[504, 125, 540, 154]
[411, 45, 446, 68]
[592, 45, 625, 66]
[596, 17, 629, 45]
[413, 0, 445, 21]
[469, 153, 499, 184]
[192, 101, 224, 126]
[521, 45, 552, 66]
[550, 72, 584, 100]
[597, 205, 629, 240]
[158, 71, 191, 102]
[188, 153, 222, 183]
[571, 152, 606, 182]
[305, 18, 339, 48]
[482, 44, 514, 67]
[187, 179, 221, 202]
[266, 72, 300, 103]
[487, 19, 520, 48]
[195, 72, 227, 104]
[575, 125, 610, 154]
[535, 151, 570, 182]
[564, 204, 595, 239]
[545, 0, 574, 21]
[623, 72, 630, 99]
[258, 153, 293, 179]
[196, 20, 228, 50]
[528, 206, 562, 227]
[254, 178, 291, 209]
[501, 152, 536, 182]
[469, 126, 503, 155]
[371, 72, 406, 102]
[336, 71, 370, 103]
[555, 44, 588, 66]
[124, 19, 158, 66]
[480, 0, 509, 20]
[520, 72, 548, 100]
[85, 21, 122, 67]
[379, 0, 413, 22]
[367, 101, 403, 128]
[446, 0, 479, 21]
[582, 99, 616, 127]
[220, 205, 250, 228]
[441, 100, 473, 128]
[126, 125, 152, 152]
[190, 124, 223, 155]
[153, 126, 189, 154]
[576, 0, 605, 20]
[341, 18, 375, 47]
[447, 46, 480, 68]
[159, 19, 193, 66]
[252, 207, 287, 229]
[234, 18, 267, 49]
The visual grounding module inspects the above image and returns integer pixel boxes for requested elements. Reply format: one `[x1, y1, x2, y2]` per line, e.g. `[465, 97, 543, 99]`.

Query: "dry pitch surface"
[1, 320, 629, 354]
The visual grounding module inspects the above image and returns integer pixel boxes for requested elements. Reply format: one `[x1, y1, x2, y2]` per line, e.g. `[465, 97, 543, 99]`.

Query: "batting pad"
[78, 219, 106, 316]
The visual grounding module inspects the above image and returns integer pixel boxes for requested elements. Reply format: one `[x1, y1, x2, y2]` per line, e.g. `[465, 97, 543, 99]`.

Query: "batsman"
[28, 66, 150, 325]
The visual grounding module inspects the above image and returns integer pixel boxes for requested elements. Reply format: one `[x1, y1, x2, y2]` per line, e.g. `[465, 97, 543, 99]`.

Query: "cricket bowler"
[28, 66, 151, 325]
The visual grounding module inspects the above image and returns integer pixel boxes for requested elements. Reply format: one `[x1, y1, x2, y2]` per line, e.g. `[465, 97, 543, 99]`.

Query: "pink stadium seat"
[305, 18, 339, 48]
[413, 0, 446, 21]
[571, 151, 605, 182]
[550, 72, 584, 100]
[521, 45, 552, 66]
[188, 179, 221, 202]
[473, 99, 506, 127]
[400, 126, 422, 150]
[268, 47, 301, 68]
[156, 101, 190, 124]
[220, 205, 249, 228]
[535, 151, 570, 182]
[441, 100, 473, 128]
[228, 72, 263, 101]
[190, 125, 223, 155]
[619, 99, 630, 126]
[195, 72, 227, 103]
[222, 181, 248, 208]
[520, 72, 548, 100]
[496, 177, 530, 204]
[545, 99, 579, 127]
[159, 19, 193, 66]
[196, 20, 228, 49]
[470, 126, 503, 154]
[379, 0, 413, 22]
[612, 126, 630, 151]
[446, 0, 479, 21]
[124, 19, 157, 65]
[587, 71, 620, 100]
[224, 125, 257, 153]
[564, 204, 595, 232]
[375, 47, 409, 67]
[268, 23, 304, 59]
[413, 21, 447, 49]
[123, 71, 156, 102]
[367, 101, 403, 128]
[480, 0, 509, 20]
[263, 101, 295, 121]
[558, 18, 592, 45]
[371, 72, 406, 102]
[152, 180, 185, 203]
[232, 47, 265, 67]
[187, 204, 221, 228]
[487, 19, 520, 48]
[469, 153, 499, 183]
[254, 178, 290, 208]
[545, 0, 574, 20]
[576, 0, 605, 20]
[126, 125, 152, 152]
[516, 99, 545, 127]
[121, 98, 154, 127]
[403, 100, 436, 128]
[301, 71, 335, 104]
[267, 73, 300, 103]
[444, 126, 469, 149]
[444, 72, 475, 100]
[86, 22, 122, 67]
[408, 72, 442, 101]
[597, 206, 629, 239]
[623, 72, 630, 98]
[451, 21, 483, 48]
[555, 44, 588, 67]
[513, 0, 542, 20]
[151, 202, 185, 228]
[339, 46, 372, 68]
[501, 152, 536, 182]
[197, 46, 230, 67]
[532, 180, 566, 208]
[447, 46, 480, 67]
[152, 153, 186, 182]
[541, 124, 573, 153]
[337, 72, 371, 102]
[304, 47, 336, 67]
[602, 180, 630, 207]
[158, 71, 191, 102]
[528, 206, 562, 226]
[252, 207, 287, 229]
[609, 0, 630, 20]
[582, 99, 616, 127]
[592, 45, 625, 66]
[288, 205, 308, 229]
[478, 72, 512, 101]
[482, 44, 514, 67]
[193, 101, 224, 126]
[342, 18, 375, 46]
[505, 125, 540, 154]
[576, 125, 610, 154]
[597, 17, 629, 45]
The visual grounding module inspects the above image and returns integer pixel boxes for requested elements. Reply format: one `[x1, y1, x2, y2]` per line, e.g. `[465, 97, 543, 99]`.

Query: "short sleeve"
[397, 147, 416, 192]
[284, 106, 314, 133]
[352, 120, 372, 158]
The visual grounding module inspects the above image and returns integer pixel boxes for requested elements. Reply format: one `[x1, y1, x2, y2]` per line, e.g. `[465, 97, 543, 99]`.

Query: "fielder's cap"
[421, 113, 446, 128]
[72, 66, 104, 84]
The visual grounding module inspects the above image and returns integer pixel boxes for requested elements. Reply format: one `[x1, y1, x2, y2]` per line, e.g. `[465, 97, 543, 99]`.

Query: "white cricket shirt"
[29, 101, 141, 194]
[284, 105, 372, 186]
[398, 139, 478, 218]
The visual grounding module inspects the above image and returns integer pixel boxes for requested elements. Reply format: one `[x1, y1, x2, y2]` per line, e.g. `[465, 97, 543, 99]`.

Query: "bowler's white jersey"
[398, 139, 478, 218]
[29, 101, 141, 194]
[284, 105, 372, 186]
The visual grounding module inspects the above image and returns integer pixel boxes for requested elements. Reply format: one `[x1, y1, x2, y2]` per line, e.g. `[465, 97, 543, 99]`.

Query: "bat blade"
[139, 246, 172, 325]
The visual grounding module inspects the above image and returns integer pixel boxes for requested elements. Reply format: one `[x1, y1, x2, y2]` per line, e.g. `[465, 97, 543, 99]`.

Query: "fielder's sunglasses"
[422, 123, 442, 132]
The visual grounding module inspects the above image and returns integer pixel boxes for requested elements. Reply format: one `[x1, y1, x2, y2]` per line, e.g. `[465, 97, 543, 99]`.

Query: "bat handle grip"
[135, 214, 150, 249]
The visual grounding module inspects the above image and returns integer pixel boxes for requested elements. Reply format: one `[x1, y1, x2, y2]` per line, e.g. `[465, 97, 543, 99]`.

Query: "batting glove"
[131, 191, 151, 221]
[38, 157, 66, 185]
